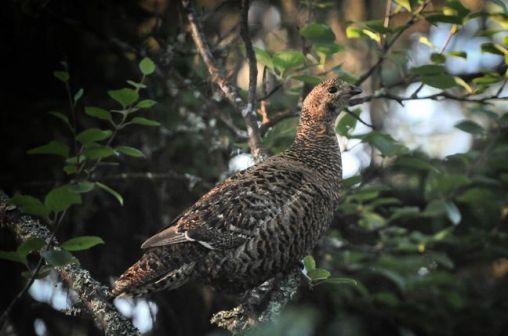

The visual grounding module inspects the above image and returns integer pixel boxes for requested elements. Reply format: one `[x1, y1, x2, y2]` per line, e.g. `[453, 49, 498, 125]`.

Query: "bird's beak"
[349, 86, 362, 96]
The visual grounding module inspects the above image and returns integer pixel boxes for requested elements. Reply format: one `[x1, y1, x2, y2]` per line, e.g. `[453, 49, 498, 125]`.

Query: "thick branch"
[181, 0, 266, 160]
[0, 191, 140, 336]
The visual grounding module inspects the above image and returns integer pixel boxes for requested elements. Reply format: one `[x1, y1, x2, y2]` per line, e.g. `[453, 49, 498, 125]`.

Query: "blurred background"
[1, 0, 508, 335]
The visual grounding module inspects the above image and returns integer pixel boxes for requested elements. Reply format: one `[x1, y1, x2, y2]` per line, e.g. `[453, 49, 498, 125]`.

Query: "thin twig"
[350, 91, 508, 106]
[355, 0, 431, 86]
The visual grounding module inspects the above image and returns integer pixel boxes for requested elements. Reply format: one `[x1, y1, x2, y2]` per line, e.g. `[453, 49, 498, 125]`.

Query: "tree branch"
[181, 0, 267, 160]
[0, 191, 140, 336]
[349, 90, 508, 106]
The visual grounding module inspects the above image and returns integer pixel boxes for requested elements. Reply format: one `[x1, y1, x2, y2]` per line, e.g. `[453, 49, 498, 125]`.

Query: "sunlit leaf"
[303, 255, 316, 272]
[308, 268, 331, 281]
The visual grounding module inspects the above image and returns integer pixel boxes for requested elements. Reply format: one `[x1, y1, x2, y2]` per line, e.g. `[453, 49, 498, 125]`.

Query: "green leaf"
[315, 43, 344, 59]
[444, 201, 461, 225]
[44, 185, 82, 213]
[303, 255, 316, 272]
[63, 165, 78, 175]
[308, 268, 331, 281]
[76, 128, 112, 144]
[85, 107, 112, 121]
[457, 188, 496, 203]
[447, 51, 467, 59]
[41, 249, 78, 266]
[0, 251, 25, 264]
[388, 206, 420, 222]
[363, 20, 391, 34]
[83, 145, 115, 160]
[254, 48, 274, 71]
[481, 43, 508, 56]
[49, 111, 72, 130]
[108, 88, 139, 108]
[96, 182, 124, 206]
[10, 193, 50, 219]
[360, 132, 407, 156]
[426, 15, 462, 25]
[359, 211, 386, 230]
[130, 117, 160, 127]
[136, 99, 157, 109]
[17, 238, 45, 257]
[336, 108, 360, 136]
[116, 146, 145, 158]
[325, 277, 358, 286]
[139, 57, 156, 75]
[430, 53, 446, 64]
[410, 64, 444, 75]
[73, 88, 84, 103]
[127, 80, 147, 89]
[61, 236, 104, 251]
[295, 75, 322, 86]
[421, 74, 457, 89]
[473, 74, 502, 85]
[53, 71, 69, 83]
[300, 23, 336, 44]
[27, 141, 69, 158]
[455, 120, 484, 135]
[273, 51, 305, 74]
[68, 181, 95, 193]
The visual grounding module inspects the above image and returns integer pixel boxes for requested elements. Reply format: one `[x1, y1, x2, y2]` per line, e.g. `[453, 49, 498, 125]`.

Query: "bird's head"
[301, 78, 362, 124]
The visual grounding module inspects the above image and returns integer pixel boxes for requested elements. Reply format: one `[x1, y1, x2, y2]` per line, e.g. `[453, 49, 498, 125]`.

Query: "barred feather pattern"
[112, 78, 361, 296]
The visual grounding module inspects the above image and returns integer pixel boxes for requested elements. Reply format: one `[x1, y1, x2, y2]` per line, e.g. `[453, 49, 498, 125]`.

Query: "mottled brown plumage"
[112, 78, 361, 296]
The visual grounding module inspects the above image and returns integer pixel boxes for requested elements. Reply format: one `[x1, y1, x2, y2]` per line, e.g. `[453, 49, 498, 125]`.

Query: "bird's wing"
[141, 159, 313, 250]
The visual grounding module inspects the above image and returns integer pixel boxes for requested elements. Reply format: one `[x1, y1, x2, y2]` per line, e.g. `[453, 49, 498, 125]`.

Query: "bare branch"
[0, 191, 140, 336]
[350, 91, 508, 106]
[181, 0, 267, 160]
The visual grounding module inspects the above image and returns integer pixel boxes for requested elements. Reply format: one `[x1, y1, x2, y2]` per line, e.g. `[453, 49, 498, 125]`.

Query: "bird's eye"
[327, 86, 338, 93]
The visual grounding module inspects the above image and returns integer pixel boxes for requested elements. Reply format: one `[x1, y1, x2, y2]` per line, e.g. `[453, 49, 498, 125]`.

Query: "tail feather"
[112, 248, 195, 297]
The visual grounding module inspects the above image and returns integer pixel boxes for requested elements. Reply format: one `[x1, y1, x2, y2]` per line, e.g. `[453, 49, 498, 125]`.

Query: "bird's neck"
[285, 107, 342, 182]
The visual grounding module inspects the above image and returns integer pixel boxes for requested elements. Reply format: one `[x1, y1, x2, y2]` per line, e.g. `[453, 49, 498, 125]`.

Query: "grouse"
[112, 78, 362, 296]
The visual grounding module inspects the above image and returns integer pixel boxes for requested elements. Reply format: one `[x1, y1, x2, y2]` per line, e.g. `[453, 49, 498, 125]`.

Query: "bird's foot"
[210, 304, 257, 333]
